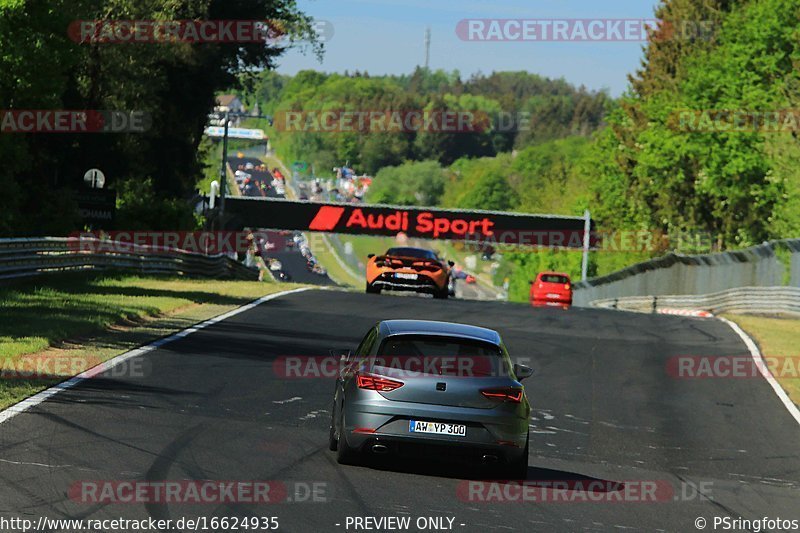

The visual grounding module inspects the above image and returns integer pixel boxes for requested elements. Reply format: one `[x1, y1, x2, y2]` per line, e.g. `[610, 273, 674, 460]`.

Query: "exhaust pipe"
[481, 454, 499, 463]
[371, 444, 389, 454]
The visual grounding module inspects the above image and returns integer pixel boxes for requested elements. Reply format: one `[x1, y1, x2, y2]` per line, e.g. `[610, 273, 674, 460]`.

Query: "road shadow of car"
[353, 453, 622, 490]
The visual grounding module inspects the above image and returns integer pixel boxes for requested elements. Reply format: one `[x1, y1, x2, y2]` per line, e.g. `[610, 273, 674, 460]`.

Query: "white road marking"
[719, 316, 800, 427]
[0, 287, 312, 426]
[272, 396, 302, 405]
[0, 458, 72, 468]
[299, 409, 326, 420]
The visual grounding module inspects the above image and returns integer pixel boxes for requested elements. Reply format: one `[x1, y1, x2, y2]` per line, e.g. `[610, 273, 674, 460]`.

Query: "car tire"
[501, 434, 529, 480]
[365, 282, 381, 294]
[336, 414, 359, 465]
[433, 287, 449, 299]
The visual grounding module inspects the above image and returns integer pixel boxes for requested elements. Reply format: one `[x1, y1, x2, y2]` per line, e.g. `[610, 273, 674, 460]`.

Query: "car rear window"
[385, 247, 438, 260]
[540, 274, 569, 284]
[373, 335, 505, 377]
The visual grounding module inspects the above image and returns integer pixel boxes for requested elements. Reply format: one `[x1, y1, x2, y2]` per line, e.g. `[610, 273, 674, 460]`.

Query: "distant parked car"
[530, 272, 572, 307]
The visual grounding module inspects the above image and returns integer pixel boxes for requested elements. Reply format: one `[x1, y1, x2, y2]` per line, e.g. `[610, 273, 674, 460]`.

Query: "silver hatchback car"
[328, 320, 532, 479]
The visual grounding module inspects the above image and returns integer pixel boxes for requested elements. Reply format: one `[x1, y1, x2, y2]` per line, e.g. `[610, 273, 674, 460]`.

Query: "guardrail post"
[652, 295, 658, 313]
[581, 209, 591, 281]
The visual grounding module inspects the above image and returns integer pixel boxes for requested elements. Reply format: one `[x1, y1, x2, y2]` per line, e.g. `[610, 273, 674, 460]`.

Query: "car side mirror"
[367, 253, 375, 259]
[513, 363, 534, 381]
[330, 349, 353, 366]
[529, 280, 534, 285]
[448, 260, 455, 267]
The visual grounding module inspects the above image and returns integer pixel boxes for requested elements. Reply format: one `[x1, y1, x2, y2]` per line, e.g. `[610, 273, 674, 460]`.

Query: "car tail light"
[481, 387, 523, 403]
[356, 372, 404, 392]
[564, 284, 571, 290]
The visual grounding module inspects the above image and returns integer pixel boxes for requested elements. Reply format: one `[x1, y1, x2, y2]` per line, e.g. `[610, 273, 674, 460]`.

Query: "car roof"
[378, 320, 501, 345]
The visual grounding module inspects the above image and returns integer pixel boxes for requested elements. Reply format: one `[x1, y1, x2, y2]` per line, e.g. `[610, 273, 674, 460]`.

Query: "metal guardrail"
[591, 286, 800, 316]
[573, 238, 800, 306]
[0, 237, 258, 282]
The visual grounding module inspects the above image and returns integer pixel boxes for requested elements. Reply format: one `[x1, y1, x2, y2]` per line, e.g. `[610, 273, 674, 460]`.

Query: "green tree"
[0, 0, 316, 235]
[366, 161, 446, 206]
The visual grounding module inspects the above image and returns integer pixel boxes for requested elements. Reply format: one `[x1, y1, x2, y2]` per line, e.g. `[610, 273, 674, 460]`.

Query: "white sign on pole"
[204, 126, 266, 140]
[83, 168, 106, 189]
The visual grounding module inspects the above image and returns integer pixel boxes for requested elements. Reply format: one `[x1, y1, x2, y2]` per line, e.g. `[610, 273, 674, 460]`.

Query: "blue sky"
[276, 0, 662, 96]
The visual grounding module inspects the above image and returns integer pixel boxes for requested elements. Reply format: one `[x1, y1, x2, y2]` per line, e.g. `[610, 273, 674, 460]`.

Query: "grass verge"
[0, 273, 304, 409]
[314, 236, 362, 288]
[725, 314, 800, 406]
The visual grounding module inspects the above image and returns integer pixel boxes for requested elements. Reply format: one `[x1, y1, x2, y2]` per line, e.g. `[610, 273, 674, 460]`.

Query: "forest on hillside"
[244, 0, 800, 297]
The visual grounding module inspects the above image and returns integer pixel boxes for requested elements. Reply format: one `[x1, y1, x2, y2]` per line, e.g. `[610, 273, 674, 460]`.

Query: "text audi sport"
[328, 320, 533, 479]
[366, 247, 454, 299]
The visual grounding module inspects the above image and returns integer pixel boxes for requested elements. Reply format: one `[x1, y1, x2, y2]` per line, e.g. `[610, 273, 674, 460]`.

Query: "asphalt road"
[1, 289, 798, 532]
[228, 155, 335, 287]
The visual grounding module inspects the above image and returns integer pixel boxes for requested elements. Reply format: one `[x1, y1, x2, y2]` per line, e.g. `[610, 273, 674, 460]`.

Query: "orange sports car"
[366, 247, 454, 299]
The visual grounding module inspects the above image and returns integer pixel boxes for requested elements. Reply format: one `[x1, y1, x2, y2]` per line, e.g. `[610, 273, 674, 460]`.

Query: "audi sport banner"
[222, 196, 594, 248]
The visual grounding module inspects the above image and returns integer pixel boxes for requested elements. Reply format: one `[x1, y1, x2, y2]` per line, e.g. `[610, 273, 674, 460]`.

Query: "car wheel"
[501, 434, 529, 480]
[365, 282, 381, 294]
[336, 414, 359, 465]
[433, 287, 448, 299]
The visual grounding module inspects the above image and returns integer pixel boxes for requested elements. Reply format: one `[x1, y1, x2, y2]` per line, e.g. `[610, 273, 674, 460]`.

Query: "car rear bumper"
[531, 290, 572, 305]
[371, 272, 443, 293]
[348, 433, 526, 464]
[343, 399, 529, 460]
[531, 298, 572, 306]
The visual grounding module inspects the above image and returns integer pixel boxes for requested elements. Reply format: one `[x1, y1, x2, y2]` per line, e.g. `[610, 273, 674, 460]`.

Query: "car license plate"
[547, 293, 561, 298]
[395, 272, 418, 280]
[409, 420, 466, 436]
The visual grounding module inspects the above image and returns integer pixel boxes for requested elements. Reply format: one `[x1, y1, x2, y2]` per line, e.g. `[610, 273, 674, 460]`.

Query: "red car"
[530, 272, 572, 306]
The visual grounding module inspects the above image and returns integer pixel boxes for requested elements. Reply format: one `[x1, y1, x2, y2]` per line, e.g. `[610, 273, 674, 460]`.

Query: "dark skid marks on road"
[0, 290, 798, 532]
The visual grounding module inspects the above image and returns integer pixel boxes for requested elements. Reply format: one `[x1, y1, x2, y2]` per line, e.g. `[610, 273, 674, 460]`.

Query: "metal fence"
[0, 237, 258, 282]
[573, 239, 800, 306]
[591, 286, 800, 316]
